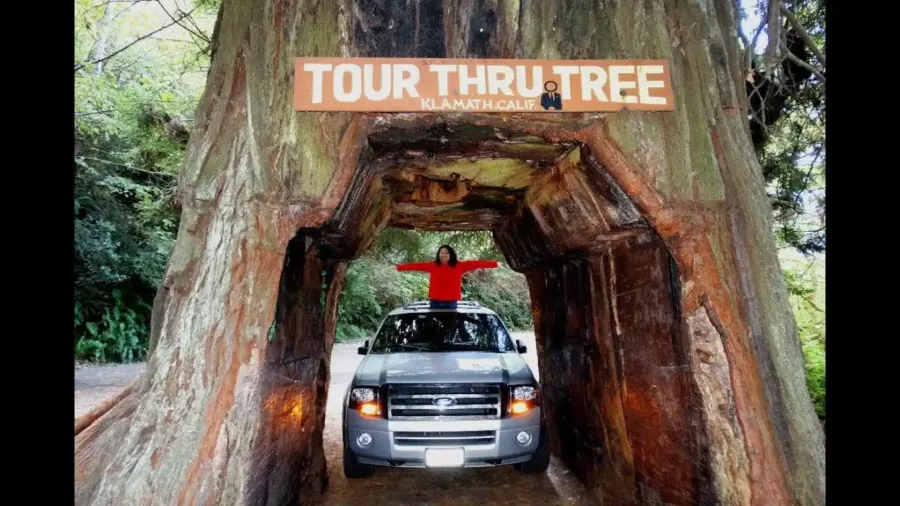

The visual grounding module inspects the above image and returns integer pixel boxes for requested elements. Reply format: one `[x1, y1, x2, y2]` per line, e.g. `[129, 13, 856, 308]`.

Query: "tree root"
[75, 379, 139, 436]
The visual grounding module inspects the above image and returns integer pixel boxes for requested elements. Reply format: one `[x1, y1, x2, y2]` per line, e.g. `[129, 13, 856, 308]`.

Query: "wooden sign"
[294, 57, 674, 112]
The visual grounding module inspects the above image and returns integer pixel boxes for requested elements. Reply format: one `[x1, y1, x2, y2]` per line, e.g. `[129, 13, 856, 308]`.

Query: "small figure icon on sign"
[540, 81, 562, 110]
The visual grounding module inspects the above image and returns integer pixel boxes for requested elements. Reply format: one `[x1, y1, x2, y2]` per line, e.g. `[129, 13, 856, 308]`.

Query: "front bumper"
[346, 408, 542, 468]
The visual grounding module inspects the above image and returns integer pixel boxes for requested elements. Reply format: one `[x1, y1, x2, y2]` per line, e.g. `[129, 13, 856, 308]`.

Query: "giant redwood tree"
[74, 1, 825, 505]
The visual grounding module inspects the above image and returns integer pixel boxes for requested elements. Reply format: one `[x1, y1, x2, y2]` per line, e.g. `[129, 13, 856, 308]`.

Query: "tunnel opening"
[257, 117, 718, 505]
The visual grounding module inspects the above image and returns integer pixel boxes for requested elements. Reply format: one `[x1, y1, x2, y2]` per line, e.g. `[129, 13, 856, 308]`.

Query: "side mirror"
[357, 340, 369, 355]
[515, 339, 527, 354]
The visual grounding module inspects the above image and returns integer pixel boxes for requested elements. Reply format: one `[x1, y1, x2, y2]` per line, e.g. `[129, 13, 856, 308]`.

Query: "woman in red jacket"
[396, 245, 498, 308]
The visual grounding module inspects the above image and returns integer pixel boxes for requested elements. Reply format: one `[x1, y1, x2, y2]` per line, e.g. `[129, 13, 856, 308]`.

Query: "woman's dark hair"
[435, 245, 458, 266]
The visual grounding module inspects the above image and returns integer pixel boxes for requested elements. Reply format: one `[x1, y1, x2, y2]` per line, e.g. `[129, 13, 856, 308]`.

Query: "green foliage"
[780, 251, 825, 419]
[74, 290, 151, 363]
[462, 268, 533, 330]
[74, 0, 215, 362]
[371, 229, 504, 265]
[335, 257, 429, 341]
[802, 339, 825, 419]
[336, 324, 369, 342]
[742, 0, 825, 254]
[763, 103, 825, 255]
[335, 230, 531, 342]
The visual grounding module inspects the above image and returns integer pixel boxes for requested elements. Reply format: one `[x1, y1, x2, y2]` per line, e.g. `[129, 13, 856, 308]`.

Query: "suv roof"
[387, 300, 498, 316]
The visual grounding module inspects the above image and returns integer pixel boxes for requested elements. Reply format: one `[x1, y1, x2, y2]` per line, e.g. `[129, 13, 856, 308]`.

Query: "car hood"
[354, 351, 536, 385]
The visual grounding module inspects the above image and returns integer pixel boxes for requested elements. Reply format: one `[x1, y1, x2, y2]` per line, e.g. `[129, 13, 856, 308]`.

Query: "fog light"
[357, 433, 373, 447]
[516, 431, 532, 446]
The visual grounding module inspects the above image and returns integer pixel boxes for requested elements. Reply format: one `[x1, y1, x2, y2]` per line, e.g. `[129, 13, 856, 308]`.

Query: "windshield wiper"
[443, 343, 492, 352]
[390, 343, 431, 351]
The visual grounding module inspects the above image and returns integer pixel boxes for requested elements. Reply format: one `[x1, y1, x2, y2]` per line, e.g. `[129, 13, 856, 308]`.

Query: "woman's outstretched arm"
[396, 262, 434, 272]
[458, 260, 499, 272]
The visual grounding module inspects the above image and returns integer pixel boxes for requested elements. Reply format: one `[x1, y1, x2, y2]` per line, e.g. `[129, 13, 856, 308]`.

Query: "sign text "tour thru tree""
[294, 58, 675, 113]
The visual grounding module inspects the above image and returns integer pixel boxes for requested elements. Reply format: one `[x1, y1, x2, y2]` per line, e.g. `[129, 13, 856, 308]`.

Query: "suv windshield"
[369, 312, 514, 353]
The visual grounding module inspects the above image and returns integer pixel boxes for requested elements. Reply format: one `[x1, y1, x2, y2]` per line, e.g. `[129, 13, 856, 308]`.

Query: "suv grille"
[394, 430, 496, 446]
[386, 384, 502, 420]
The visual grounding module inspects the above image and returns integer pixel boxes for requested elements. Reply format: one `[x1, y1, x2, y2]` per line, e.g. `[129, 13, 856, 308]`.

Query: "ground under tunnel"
[253, 121, 719, 505]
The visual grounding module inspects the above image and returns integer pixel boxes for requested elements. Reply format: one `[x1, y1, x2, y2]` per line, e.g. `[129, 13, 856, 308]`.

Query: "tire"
[515, 424, 551, 473]
[343, 443, 374, 478]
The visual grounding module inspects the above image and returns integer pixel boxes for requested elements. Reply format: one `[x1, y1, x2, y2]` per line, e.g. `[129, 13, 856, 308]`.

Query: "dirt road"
[74, 332, 593, 505]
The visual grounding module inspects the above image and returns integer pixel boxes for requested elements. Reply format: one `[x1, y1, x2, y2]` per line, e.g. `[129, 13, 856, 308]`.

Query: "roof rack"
[403, 300, 481, 309]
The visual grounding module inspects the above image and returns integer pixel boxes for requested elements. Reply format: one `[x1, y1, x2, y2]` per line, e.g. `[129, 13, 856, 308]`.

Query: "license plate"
[424, 447, 465, 467]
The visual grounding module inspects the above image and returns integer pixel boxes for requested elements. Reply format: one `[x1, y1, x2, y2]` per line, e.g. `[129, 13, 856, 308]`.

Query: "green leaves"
[743, 0, 825, 254]
[74, 2, 217, 363]
[74, 291, 149, 363]
[373, 229, 503, 264]
[781, 251, 825, 419]
[334, 230, 529, 341]
[802, 339, 825, 419]
[461, 266, 532, 330]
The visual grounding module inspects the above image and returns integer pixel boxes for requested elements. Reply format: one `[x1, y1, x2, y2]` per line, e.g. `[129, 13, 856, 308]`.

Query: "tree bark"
[74, 1, 824, 505]
[85, 1, 118, 75]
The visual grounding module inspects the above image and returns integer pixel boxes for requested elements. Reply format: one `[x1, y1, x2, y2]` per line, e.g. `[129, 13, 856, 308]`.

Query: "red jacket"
[396, 260, 498, 301]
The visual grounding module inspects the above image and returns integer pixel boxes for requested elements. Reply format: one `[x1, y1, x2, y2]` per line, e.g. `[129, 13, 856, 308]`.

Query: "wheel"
[515, 424, 551, 474]
[343, 443, 374, 479]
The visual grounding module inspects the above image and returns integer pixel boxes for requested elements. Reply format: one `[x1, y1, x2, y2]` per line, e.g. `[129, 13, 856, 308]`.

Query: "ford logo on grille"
[433, 397, 457, 407]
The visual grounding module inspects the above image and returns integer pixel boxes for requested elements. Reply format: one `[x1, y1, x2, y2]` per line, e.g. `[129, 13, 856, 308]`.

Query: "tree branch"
[110, 0, 146, 22]
[74, 7, 197, 73]
[743, 21, 766, 82]
[750, 21, 765, 67]
[781, 41, 826, 83]
[737, 17, 750, 50]
[156, 0, 210, 55]
[763, 0, 782, 69]
[736, 5, 752, 78]
[175, 0, 211, 40]
[75, 110, 115, 117]
[148, 36, 200, 44]
[78, 156, 177, 177]
[158, 0, 208, 42]
[85, 0, 151, 15]
[798, 293, 823, 312]
[735, 0, 766, 82]
[780, 3, 826, 67]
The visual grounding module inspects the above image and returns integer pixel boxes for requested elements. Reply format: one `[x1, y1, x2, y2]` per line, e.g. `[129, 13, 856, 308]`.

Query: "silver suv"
[342, 301, 550, 477]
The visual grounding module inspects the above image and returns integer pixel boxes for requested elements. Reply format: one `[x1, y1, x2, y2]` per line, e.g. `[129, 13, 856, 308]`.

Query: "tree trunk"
[85, 1, 119, 75]
[74, 1, 824, 505]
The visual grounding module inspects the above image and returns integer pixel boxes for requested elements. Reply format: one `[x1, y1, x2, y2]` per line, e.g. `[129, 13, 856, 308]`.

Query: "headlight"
[512, 386, 537, 401]
[508, 385, 540, 415]
[349, 387, 380, 417]
[351, 388, 376, 403]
